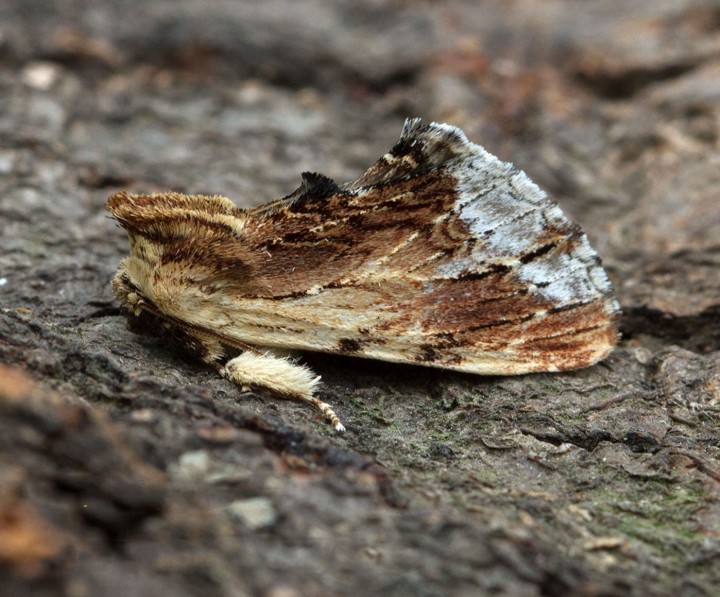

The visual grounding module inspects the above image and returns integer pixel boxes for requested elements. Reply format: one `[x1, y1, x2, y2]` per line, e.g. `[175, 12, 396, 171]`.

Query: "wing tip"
[399, 117, 474, 154]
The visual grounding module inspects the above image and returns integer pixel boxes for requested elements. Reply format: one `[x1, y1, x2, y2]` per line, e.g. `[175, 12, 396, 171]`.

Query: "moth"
[107, 118, 619, 432]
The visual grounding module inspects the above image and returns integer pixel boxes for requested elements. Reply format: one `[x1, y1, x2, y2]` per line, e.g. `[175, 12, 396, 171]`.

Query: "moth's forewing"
[108, 119, 619, 375]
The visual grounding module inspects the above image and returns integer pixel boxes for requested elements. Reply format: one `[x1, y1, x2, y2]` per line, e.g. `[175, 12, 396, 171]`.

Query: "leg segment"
[222, 350, 345, 432]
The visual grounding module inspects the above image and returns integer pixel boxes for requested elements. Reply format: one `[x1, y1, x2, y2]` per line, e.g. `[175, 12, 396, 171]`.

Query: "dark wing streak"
[521, 322, 608, 344]
[251, 172, 341, 217]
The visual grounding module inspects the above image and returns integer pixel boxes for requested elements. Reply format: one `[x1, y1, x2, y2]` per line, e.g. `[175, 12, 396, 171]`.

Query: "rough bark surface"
[1, 1, 719, 595]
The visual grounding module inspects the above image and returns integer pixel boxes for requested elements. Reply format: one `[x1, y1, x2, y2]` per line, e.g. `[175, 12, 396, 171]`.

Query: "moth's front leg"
[221, 350, 345, 432]
[167, 323, 345, 432]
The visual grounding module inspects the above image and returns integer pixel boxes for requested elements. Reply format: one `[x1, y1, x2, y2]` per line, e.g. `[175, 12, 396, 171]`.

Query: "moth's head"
[111, 264, 151, 318]
[111, 267, 174, 342]
[107, 191, 170, 318]
[107, 190, 253, 316]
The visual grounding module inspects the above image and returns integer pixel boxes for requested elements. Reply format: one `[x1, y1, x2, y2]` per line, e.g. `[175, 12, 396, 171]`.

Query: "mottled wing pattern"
[108, 118, 619, 376]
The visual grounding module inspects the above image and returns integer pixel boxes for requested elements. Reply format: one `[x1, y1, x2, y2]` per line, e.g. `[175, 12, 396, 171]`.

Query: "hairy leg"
[222, 350, 345, 432]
